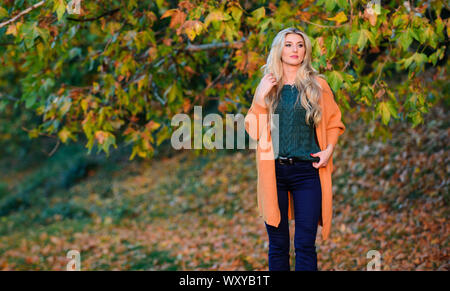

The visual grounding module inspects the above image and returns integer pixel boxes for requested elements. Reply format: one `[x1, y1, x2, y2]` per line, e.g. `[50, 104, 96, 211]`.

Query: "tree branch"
[299, 19, 344, 28]
[66, 8, 120, 22]
[0, 94, 19, 101]
[0, 0, 46, 29]
[185, 37, 246, 52]
[46, 139, 60, 157]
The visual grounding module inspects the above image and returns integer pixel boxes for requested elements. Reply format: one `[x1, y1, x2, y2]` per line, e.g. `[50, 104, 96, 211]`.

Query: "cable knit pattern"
[273, 85, 321, 162]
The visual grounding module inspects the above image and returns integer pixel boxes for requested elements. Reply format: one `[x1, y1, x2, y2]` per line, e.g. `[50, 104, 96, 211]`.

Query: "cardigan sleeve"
[244, 99, 269, 142]
[319, 77, 346, 147]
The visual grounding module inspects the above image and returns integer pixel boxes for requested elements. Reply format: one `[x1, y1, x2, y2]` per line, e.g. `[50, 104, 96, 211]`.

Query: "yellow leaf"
[93, 82, 99, 93]
[55, 0, 67, 21]
[327, 11, 347, 24]
[81, 98, 89, 112]
[146, 120, 160, 131]
[95, 130, 107, 144]
[6, 23, 18, 36]
[58, 127, 72, 143]
[183, 20, 204, 41]
[160, 9, 178, 19]
[252, 7, 265, 21]
[204, 10, 227, 27]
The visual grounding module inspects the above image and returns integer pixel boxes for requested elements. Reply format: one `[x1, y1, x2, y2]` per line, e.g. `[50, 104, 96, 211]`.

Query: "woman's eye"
[286, 44, 303, 47]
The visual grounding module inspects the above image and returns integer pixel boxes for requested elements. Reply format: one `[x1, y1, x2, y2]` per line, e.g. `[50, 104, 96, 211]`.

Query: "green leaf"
[393, 15, 407, 27]
[259, 18, 273, 32]
[400, 53, 427, 72]
[409, 111, 423, 128]
[386, 100, 398, 119]
[429, 47, 444, 66]
[224, 22, 236, 43]
[69, 47, 82, 59]
[349, 30, 360, 46]
[327, 71, 343, 93]
[21, 22, 40, 48]
[379, 101, 390, 125]
[59, 98, 72, 116]
[155, 0, 164, 9]
[424, 26, 438, 48]
[54, 0, 67, 22]
[127, 0, 138, 10]
[229, 5, 243, 22]
[409, 28, 421, 43]
[156, 126, 170, 146]
[37, 27, 50, 44]
[336, 0, 348, 9]
[102, 133, 117, 156]
[357, 29, 369, 51]
[25, 94, 37, 109]
[350, 29, 373, 52]
[435, 17, 444, 37]
[0, 6, 8, 18]
[251, 7, 265, 21]
[361, 85, 373, 106]
[325, 0, 336, 12]
[164, 83, 179, 103]
[399, 30, 413, 52]
[205, 10, 228, 27]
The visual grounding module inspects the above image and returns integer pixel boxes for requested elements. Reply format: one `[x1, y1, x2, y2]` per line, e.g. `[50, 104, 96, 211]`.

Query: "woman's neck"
[282, 63, 299, 85]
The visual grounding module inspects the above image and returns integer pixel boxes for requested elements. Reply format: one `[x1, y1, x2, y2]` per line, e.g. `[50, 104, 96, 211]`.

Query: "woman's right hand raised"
[254, 73, 277, 107]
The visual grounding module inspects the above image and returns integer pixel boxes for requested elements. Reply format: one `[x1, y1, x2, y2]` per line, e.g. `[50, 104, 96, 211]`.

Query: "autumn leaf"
[327, 11, 348, 24]
[161, 8, 186, 29]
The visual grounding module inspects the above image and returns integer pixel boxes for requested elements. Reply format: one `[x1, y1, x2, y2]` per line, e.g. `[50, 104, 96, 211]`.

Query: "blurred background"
[0, 0, 448, 270]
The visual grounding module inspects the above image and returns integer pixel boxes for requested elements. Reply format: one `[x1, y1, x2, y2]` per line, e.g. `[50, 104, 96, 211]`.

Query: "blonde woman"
[245, 27, 346, 271]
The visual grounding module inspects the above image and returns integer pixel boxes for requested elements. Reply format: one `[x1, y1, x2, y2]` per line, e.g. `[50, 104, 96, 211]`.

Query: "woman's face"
[281, 33, 305, 66]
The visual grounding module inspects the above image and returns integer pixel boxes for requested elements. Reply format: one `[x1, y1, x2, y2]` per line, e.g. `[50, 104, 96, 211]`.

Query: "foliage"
[0, 0, 448, 159]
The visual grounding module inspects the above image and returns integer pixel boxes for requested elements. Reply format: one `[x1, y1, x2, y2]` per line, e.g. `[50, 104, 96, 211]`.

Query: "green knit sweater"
[273, 84, 321, 162]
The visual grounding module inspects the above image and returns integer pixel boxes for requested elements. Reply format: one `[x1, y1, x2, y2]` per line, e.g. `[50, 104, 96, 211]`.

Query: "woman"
[244, 27, 346, 271]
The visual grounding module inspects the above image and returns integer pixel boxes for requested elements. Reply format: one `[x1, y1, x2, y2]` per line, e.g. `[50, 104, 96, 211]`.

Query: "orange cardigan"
[244, 76, 345, 241]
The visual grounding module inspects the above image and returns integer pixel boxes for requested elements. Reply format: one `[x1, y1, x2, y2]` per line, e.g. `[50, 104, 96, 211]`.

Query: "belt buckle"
[278, 156, 293, 165]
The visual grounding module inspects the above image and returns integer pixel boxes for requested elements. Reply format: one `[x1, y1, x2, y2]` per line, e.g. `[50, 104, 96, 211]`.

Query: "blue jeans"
[265, 159, 322, 271]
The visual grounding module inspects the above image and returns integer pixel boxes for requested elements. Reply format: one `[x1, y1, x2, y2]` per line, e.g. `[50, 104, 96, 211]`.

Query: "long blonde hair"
[259, 27, 324, 129]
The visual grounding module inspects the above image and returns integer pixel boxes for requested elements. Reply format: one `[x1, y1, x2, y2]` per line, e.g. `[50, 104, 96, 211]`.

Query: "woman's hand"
[254, 73, 277, 106]
[310, 145, 334, 169]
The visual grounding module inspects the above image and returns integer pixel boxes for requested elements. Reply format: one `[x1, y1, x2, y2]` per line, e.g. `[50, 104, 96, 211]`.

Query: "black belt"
[275, 156, 307, 165]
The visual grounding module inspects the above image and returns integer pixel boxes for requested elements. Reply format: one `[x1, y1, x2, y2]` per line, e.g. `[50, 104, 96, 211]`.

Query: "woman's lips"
[290, 55, 298, 59]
